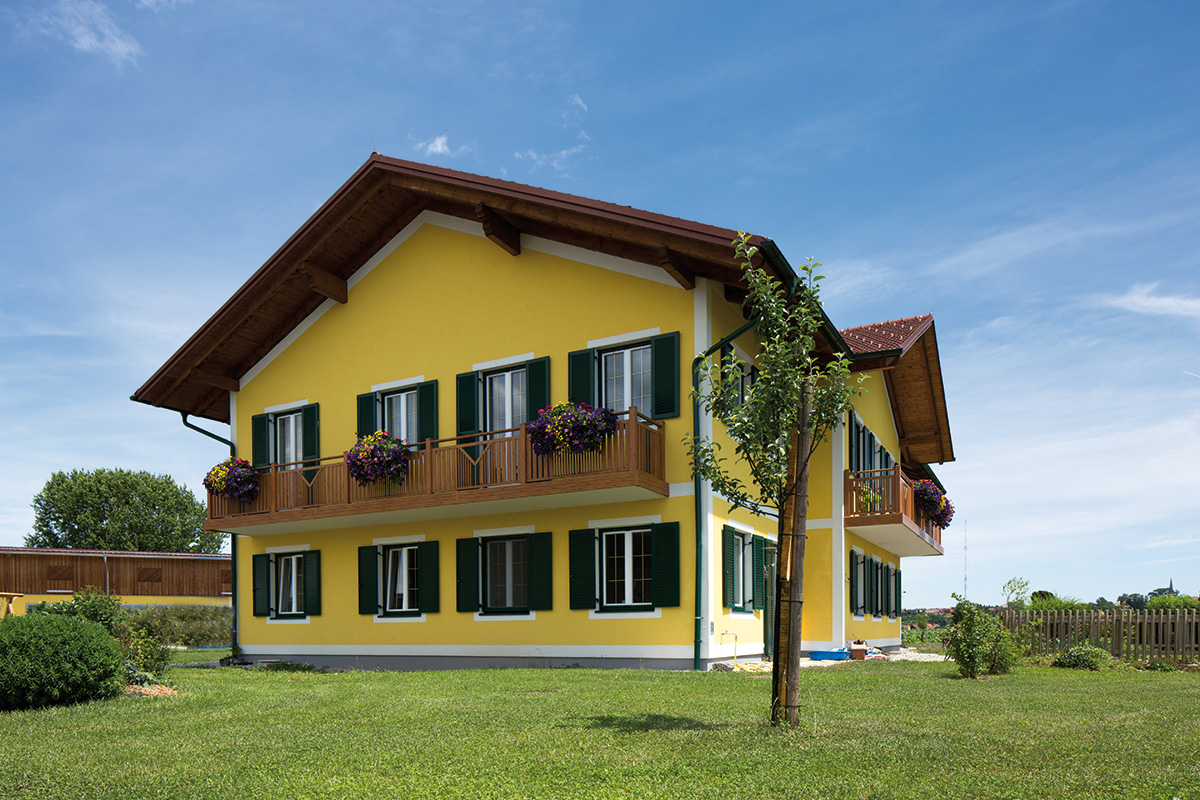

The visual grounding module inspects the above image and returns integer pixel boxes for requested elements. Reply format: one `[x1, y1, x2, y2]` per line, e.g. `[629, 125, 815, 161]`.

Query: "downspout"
[691, 240, 798, 671]
[177, 412, 239, 655]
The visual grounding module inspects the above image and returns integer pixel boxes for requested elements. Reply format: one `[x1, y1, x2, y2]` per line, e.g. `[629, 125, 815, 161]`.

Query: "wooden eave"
[133, 154, 786, 424]
[849, 318, 954, 466]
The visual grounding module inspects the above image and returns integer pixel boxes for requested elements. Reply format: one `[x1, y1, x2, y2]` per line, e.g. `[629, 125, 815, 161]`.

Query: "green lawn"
[1, 661, 1196, 799]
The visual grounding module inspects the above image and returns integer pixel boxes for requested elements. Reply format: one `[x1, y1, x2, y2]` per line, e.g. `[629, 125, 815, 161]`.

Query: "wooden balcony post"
[518, 423, 528, 484]
[425, 439, 434, 495]
[627, 406, 638, 475]
[891, 465, 901, 516]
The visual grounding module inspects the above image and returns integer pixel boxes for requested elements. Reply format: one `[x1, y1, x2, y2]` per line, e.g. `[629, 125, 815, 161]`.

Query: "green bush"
[120, 628, 171, 676]
[0, 614, 124, 711]
[28, 586, 125, 635]
[1051, 644, 1111, 671]
[944, 594, 1020, 679]
[122, 604, 232, 647]
[1028, 592, 1089, 611]
[1145, 594, 1199, 610]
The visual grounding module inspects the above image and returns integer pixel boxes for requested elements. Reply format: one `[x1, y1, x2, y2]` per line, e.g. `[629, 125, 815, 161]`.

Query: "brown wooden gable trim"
[475, 202, 521, 256]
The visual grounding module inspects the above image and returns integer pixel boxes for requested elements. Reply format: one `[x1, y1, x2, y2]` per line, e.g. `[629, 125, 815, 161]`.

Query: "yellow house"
[134, 154, 954, 670]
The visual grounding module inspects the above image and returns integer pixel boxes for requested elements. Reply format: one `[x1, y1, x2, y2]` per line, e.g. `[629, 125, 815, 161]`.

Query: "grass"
[0, 661, 1196, 799]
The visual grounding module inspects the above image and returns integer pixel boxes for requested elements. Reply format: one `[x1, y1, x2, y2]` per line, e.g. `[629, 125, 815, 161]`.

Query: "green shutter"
[882, 565, 892, 617]
[526, 357, 550, 417]
[528, 532, 552, 611]
[456, 537, 479, 612]
[302, 550, 321, 616]
[721, 526, 736, 608]
[569, 529, 596, 609]
[301, 403, 320, 483]
[357, 393, 377, 438]
[251, 414, 269, 468]
[848, 551, 859, 615]
[752, 535, 765, 610]
[894, 569, 902, 617]
[650, 331, 680, 419]
[417, 380, 439, 444]
[568, 348, 595, 405]
[651, 521, 680, 608]
[456, 372, 479, 435]
[358, 545, 379, 615]
[864, 556, 874, 616]
[252, 553, 270, 616]
[418, 541, 439, 613]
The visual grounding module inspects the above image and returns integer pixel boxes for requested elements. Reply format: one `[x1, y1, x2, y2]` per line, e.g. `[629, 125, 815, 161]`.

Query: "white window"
[601, 345, 651, 414]
[485, 537, 528, 611]
[276, 553, 303, 616]
[383, 389, 418, 445]
[275, 410, 302, 467]
[732, 532, 753, 612]
[486, 368, 527, 434]
[384, 545, 420, 613]
[603, 528, 652, 607]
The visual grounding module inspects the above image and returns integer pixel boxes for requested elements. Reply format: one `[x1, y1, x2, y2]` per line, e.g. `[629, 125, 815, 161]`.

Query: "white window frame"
[382, 388, 419, 445]
[730, 531, 755, 613]
[600, 343, 652, 415]
[852, 547, 866, 619]
[274, 410, 303, 468]
[485, 367, 527, 435]
[602, 527, 653, 608]
[384, 544, 420, 615]
[275, 552, 303, 617]
[483, 536, 529, 612]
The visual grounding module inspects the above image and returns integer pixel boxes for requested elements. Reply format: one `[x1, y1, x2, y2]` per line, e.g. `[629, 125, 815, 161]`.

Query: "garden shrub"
[1145, 594, 1199, 610]
[28, 586, 125, 635]
[1051, 644, 1111, 671]
[120, 627, 171, 676]
[123, 604, 232, 647]
[0, 614, 124, 711]
[944, 594, 1020, 678]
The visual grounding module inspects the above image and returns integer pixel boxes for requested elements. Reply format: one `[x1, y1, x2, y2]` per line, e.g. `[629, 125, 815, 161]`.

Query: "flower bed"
[528, 402, 617, 456]
[912, 479, 954, 527]
[202, 457, 259, 504]
[346, 430, 408, 487]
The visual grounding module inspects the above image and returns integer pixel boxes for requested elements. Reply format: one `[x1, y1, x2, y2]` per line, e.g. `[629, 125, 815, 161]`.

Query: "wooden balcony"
[204, 408, 667, 534]
[843, 466, 944, 557]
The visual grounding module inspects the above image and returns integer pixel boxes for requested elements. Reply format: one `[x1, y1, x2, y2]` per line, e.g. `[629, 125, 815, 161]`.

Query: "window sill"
[374, 613, 426, 623]
[726, 609, 757, 618]
[473, 611, 536, 621]
[588, 607, 661, 620]
[266, 616, 310, 625]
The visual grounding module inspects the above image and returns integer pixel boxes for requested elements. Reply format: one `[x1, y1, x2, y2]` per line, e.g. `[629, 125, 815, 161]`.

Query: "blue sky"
[1, 1, 1196, 607]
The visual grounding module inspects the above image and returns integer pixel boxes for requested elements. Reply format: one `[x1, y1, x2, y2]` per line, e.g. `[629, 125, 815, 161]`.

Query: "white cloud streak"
[411, 134, 470, 159]
[28, 0, 143, 67]
[1098, 282, 1200, 321]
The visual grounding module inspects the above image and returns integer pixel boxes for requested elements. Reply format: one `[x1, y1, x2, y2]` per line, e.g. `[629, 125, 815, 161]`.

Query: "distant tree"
[1029, 592, 1087, 611]
[1147, 586, 1178, 599]
[1030, 589, 1054, 602]
[26, 469, 224, 553]
[1092, 597, 1115, 610]
[1001, 577, 1030, 609]
[1117, 593, 1148, 611]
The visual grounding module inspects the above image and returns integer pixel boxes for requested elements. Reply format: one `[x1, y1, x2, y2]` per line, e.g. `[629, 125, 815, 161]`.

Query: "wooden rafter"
[475, 203, 521, 256]
[656, 247, 696, 290]
[191, 367, 239, 393]
[300, 262, 348, 304]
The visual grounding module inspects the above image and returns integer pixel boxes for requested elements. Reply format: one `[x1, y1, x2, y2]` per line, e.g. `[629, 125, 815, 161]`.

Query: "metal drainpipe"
[692, 244, 799, 671]
[177, 412, 239, 655]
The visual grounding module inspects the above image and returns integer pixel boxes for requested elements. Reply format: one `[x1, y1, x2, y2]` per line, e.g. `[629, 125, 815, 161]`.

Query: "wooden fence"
[1000, 609, 1200, 662]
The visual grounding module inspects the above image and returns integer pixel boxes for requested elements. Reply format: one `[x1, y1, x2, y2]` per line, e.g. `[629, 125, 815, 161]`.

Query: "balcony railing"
[207, 407, 666, 526]
[844, 466, 943, 553]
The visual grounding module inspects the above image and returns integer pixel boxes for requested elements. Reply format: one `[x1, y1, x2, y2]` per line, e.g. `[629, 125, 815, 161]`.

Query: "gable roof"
[840, 314, 954, 466]
[133, 153, 797, 424]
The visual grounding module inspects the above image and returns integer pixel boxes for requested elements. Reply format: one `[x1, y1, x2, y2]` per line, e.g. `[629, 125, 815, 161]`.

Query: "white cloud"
[135, 0, 192, 10]
[1098, 282, 1200, 321]
[28, 0, 142, 67]
[567, 94, 588, 113]
[514, 145, 586, 176]
[411, 134, 470, 159]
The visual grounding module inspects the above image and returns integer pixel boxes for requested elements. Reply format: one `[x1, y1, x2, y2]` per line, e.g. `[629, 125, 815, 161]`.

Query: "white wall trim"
[587, 608, 663, 620]
[371, 533, 426, 546]
[263, 399, 309, 414]
[473, 524, 535, 537]
[472, 612, 537, 622]
[229, 392, 237, 447]
[265, 543, 310, 553]
[668, 482, 695, 497]
[805, 518, 835, 529]
[265, 617, 310, 625]
[587, 514, 661, 529]
[724, 519, 755, 534]
[472, 353, 535, 372]
[241, 642, 693, 658]
[370, 375, 426, 393]
[586, 328, 661, 349]
[525, 235, 677, 287]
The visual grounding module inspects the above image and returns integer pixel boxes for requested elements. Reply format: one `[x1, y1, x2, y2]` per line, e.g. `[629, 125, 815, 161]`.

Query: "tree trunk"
[772, 386, 811, 725]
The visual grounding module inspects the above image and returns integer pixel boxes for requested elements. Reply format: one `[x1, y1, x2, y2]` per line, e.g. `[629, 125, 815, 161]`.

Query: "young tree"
[689, 233, 861, 724]
[1001, 577, 1030, 609]
[26, 468, 224, 553]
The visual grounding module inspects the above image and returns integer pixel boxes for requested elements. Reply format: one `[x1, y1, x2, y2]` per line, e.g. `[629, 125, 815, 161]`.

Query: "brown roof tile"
[839, 314, 933, 355]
